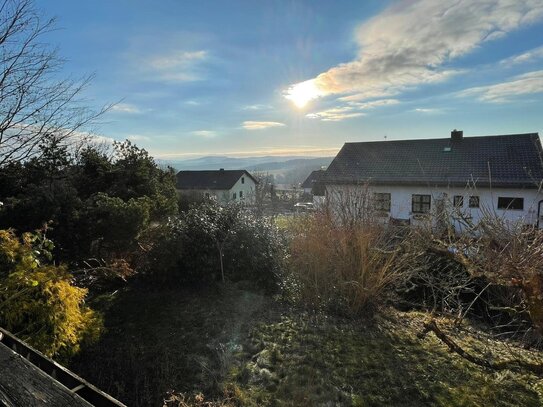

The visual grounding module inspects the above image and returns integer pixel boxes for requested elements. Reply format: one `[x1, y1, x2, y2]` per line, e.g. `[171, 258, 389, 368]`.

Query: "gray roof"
[323, 133, 543, 188]
[176, 170, 257, 190]
[301, 170, 325, 189]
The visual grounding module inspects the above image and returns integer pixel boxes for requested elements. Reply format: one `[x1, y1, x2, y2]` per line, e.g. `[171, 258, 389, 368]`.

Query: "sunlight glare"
[285, 79, 322, 108]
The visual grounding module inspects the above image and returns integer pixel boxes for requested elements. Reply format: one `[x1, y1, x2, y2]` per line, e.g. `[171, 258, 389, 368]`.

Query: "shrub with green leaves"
[0, 138, 178, 264]
[143, 201, 286, 290]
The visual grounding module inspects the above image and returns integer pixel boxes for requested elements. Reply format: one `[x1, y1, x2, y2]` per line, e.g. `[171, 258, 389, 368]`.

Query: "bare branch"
[0, 0, 106, 166]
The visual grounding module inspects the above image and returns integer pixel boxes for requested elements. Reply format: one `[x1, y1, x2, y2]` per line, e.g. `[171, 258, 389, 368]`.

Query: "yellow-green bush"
[0, 229, 102, 359]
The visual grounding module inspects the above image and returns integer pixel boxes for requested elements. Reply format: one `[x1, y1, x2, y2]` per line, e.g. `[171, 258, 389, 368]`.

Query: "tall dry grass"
[284, 211, 415, 316]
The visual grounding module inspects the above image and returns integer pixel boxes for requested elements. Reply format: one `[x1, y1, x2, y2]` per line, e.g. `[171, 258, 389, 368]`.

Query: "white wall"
[184, 175, 256, 204]
[229, 175, 256, 203]
[326, 184, 543, 229]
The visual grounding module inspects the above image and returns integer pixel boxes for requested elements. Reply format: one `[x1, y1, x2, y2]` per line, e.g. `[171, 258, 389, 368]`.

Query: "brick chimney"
[451, 129, 463, 142]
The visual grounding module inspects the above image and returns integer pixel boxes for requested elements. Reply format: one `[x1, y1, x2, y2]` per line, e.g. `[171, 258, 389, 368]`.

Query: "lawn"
[70, 283, 543, 406]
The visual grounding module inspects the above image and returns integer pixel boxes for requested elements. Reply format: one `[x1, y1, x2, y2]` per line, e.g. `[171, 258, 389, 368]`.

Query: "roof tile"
[323, 133, 543, 188]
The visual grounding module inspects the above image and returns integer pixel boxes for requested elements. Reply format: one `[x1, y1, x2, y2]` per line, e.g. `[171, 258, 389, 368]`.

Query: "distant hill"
[161, 155, 332, 171]
[248, 157, 333, 185]
[161, 155, 334, 186]
[246, 157, 331, 172]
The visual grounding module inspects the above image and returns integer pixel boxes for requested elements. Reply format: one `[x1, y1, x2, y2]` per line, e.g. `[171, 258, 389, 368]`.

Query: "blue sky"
[36, 0, 543, 159]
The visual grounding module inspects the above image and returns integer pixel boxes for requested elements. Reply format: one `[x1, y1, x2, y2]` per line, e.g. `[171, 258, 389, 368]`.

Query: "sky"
[36, 0, 543, 159]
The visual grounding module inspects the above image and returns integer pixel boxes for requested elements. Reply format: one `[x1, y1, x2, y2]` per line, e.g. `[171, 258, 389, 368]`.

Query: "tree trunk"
[523, 274, 543, 337]
[217, 243, 225, 283]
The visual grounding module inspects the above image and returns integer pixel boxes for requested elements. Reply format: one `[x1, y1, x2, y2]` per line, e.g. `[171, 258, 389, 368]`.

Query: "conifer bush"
[0, 229, 102, 359]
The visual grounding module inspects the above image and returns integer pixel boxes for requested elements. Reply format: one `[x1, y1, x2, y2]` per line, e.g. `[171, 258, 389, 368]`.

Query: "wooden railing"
[0, 328, 126, 407]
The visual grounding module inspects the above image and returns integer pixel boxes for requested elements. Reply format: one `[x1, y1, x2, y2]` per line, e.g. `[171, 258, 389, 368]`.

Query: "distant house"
[321, 131, 543, 229]
[301, 169, 326, 195]
[176, 169, 258, 204]
[301, 169, 326, 206]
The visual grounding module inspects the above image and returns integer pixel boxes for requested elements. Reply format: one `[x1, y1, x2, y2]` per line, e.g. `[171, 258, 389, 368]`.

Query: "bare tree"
[0, 0, 107, 166]
[252, 171, 274, 216]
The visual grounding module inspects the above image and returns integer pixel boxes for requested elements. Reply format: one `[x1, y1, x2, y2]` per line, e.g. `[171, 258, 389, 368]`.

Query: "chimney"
[451, 129, 463, 142]
[219, 168, 224, 171]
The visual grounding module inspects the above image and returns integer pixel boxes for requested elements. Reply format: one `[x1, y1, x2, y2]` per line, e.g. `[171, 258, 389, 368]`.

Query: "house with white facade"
[176, 169, 257, 204]
[320, 131, 543, 230]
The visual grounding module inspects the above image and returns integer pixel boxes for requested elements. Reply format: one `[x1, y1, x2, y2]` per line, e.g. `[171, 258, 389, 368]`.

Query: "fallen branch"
[422, 319, 543, 376]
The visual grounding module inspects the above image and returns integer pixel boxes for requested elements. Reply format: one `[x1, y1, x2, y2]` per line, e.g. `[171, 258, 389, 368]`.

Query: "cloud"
[111, 103, 141, 114]
[413, 108, 442, 113]
[145, 50, 208, 82]
[242, 121, 286, 130]
[307, 99, 399, 121]
[284, 0, 543, 105]
[307, 107, 365, 122]
[242, 104, 272, 111]
[126, 134, 150, 142]
[500, 45, 543, 66]
[191, 130, 217, 138]
[458, 70, 543, 102]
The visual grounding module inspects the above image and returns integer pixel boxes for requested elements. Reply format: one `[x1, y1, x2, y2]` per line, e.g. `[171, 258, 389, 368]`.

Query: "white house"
[321, 131, 543, 230]
[176, 169, 258, 204]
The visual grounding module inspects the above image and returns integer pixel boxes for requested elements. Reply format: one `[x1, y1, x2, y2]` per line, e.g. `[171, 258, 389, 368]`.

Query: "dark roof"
[176, 170, 257, 190]
[323, 133, 543, 188]
[301, 170, 325, 189]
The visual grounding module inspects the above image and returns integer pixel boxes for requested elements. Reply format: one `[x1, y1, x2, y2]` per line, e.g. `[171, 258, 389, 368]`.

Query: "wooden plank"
[0, 342, 93, 407]
[0, 328, 126, 407]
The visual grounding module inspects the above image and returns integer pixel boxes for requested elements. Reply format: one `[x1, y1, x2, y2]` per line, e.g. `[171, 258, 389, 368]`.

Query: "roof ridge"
[343, 133, 539, 145]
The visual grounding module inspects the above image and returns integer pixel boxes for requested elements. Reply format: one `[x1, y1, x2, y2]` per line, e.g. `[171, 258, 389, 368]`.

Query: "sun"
[285, 79, 322, 108]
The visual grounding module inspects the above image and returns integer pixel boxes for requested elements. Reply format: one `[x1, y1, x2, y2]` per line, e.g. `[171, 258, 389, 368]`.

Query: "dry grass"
[284, 211, 415, 316]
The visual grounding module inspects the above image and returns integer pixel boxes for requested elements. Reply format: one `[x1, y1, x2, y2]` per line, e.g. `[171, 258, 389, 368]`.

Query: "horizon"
[35, 0, 543, 159]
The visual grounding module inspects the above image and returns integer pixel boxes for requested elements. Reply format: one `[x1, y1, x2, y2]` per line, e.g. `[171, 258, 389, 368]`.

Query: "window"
[239, 190, 243, 199]
[232, 192, 237, 200]
[469, 196, 480, 208]
[498, 197, 524, 210]
[453, 195, 463, 208]
[241, 177, 245, 184]
[412, 194, 431, 214]
[373, 193, 391, 212]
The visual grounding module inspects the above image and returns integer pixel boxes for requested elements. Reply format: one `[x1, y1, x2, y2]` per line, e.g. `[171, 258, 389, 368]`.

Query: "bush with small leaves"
[0, 229, 102, 359]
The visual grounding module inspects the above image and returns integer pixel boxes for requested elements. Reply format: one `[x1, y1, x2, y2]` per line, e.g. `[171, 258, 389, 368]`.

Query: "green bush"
[142, 201, 286, 290]
[0, 138, 178, 264]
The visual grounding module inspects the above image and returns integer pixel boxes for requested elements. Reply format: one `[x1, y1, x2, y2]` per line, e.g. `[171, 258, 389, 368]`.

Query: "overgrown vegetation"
[71, 284, 543, 407]
[142, 200, 286, 291]
[0, 229, 102, 359]
[0, 137, 178, 264]
[284, 211, 415, 316]
[1, 2, 543, 404]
